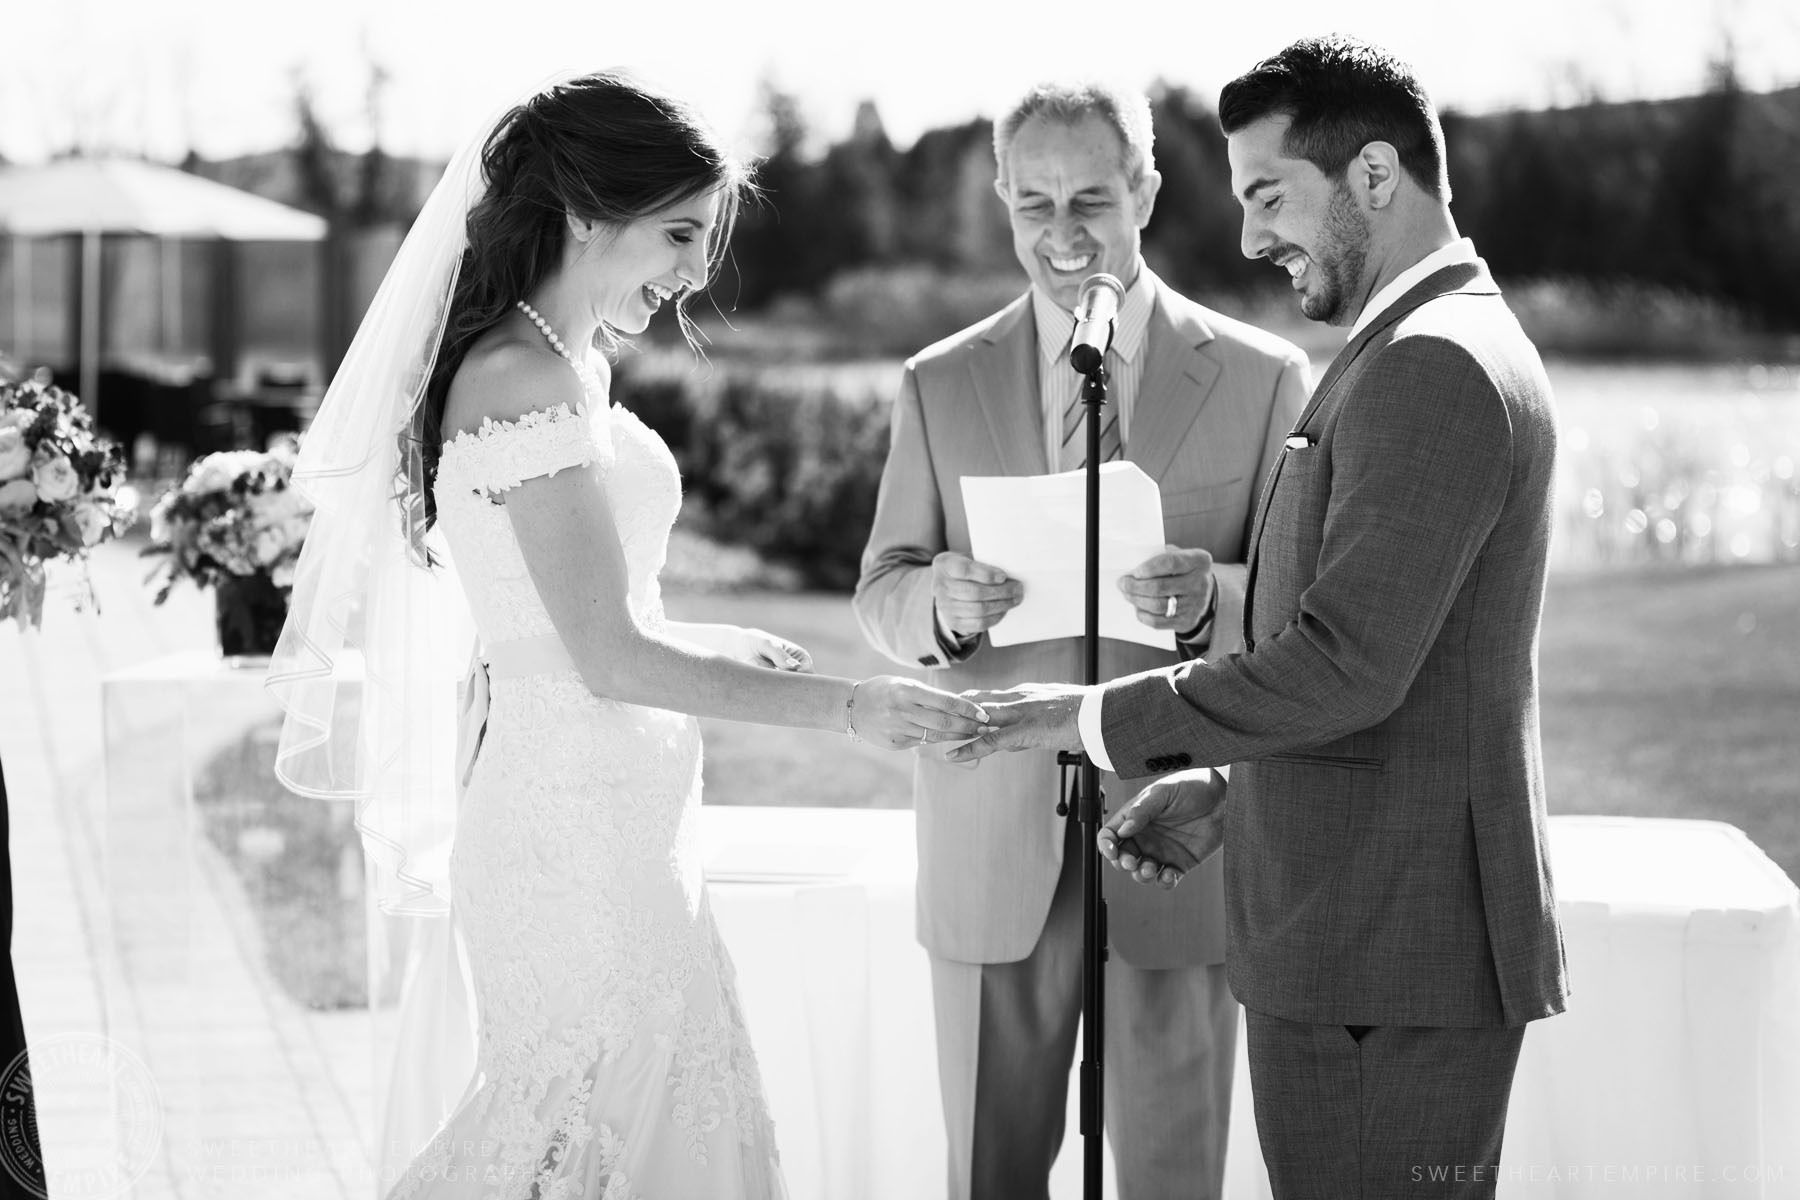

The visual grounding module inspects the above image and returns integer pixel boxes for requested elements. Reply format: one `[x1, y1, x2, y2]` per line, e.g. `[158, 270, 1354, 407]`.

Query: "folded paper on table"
[961, 461, 1175, 651]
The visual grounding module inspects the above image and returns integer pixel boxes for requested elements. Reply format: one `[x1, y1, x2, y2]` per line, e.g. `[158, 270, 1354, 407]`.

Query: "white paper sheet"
[961, 461, 1175, 651]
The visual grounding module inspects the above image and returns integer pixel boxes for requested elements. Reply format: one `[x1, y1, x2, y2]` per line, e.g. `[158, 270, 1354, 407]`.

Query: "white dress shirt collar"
[1347, 237, 1479, 341]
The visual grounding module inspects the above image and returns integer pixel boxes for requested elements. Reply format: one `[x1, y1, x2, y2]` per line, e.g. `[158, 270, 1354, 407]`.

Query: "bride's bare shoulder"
[443, 334, 586, 440]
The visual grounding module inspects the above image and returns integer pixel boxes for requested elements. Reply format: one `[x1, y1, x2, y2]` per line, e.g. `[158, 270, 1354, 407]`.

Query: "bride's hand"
[732, 627, 813, 672]
[849, 676, 991, 751]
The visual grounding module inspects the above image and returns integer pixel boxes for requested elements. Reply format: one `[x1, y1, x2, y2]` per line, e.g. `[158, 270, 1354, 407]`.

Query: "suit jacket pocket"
[1259, 750, 1385, 771]
[1161, 477, 1244, 517]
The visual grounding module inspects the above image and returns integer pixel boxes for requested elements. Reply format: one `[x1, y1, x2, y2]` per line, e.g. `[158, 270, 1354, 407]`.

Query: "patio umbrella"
[0, 157, 328, 420]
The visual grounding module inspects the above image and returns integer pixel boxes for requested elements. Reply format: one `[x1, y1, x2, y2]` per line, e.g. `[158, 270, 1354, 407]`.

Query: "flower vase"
[214, 573, 288, 659]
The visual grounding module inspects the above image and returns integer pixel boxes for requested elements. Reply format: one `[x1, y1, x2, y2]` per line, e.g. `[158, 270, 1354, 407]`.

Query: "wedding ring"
[1165, 595, 1179, 619]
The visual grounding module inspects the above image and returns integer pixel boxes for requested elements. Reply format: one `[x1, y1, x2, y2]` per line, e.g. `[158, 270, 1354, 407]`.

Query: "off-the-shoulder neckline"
[441, 398, 613, 455]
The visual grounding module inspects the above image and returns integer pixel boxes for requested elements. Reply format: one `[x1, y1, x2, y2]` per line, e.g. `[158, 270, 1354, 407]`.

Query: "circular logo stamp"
[1, 1034, 163, 1199]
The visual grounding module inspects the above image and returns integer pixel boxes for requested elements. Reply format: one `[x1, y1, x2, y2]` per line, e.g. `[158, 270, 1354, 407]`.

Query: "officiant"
[853, 80, 1311, 1200]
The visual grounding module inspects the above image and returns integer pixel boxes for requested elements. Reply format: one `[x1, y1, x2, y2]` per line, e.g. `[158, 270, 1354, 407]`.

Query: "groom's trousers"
[1245, 1008, 1526, 1200]
[929, 816, 1237, 1200]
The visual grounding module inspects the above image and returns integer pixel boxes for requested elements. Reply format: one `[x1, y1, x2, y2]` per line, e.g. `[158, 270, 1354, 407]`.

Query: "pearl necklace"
[516, 300, 603, 395]
[515, 299, 578, 360]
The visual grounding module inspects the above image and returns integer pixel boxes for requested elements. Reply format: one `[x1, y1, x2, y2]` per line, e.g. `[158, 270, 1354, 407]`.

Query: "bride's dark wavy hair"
[404, 72, 748, 554]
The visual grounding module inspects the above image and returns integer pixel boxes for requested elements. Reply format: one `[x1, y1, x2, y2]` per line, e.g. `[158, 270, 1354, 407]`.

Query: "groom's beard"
[1302, 184, 1371, 327]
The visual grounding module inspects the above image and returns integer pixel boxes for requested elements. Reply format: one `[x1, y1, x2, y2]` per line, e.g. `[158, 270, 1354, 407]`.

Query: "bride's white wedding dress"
[386, 368, 785, 1200]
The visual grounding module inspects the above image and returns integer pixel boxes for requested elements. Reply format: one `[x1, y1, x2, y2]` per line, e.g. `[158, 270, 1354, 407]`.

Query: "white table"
[95, 654, 1800, 1199]
[703, 810, 1800, 1200]
[99, 651, 378, 1199]
[1501, 817, 1800, 1198]
[700, 807, 1267, 1200]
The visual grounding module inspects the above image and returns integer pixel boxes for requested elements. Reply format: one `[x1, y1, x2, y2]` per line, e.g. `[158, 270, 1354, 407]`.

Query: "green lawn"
[668, 563, 1800, 884]
[1534, 562, 1800, 882]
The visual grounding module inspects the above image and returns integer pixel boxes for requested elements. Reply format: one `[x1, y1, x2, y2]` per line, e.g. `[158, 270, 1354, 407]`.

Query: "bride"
[267, 73, 990, 1199]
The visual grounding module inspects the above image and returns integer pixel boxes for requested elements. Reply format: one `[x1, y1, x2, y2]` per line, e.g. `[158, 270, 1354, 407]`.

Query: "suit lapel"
[1293, 260, 1498, 432]
[969, 295, 1048, 476]
[1243, 259, 1500, 644]
[1127, 282, 1220, 484]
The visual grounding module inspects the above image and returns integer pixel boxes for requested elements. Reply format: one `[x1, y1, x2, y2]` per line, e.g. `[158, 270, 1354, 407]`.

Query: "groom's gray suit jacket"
[1099, 261, 1570, 1027]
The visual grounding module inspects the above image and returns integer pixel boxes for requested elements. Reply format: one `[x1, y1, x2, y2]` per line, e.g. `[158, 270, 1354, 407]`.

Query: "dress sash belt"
[456, 634, 579, 790]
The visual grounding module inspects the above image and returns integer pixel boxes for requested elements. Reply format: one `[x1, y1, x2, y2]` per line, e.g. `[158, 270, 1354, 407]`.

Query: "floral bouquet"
[0, 375, 134, 629]
[144, 437, 313, 655]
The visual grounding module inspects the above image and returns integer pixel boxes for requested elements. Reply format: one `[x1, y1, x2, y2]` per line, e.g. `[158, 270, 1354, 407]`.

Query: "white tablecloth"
[704, 810, 1800, 1200]
[1502, 817, 1800, 1198]
[94, 653, 1800, 1199]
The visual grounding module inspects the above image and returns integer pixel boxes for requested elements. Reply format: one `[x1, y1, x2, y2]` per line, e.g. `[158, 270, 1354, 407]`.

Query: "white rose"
[0, 478, 37, 514]
[271, 561, 296, 589]
[0, 428, 29, 481]
[247, 489, 298, 524]
[0, 409, 32, 432]
[251, 526, 286, 566]
[73, 500, 110, 546]
[31, 452, 80, 503]
[266, 435, 300, 465]
[188, 450, 266, 495]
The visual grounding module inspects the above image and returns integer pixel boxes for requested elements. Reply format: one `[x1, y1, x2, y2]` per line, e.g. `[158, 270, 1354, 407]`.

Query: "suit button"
[918, 655, 940, 667]
[1172, 753, 1192, 767]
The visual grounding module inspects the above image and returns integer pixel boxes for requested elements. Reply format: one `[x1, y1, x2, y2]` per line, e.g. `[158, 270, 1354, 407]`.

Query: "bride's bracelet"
[845, 680, 864, 743]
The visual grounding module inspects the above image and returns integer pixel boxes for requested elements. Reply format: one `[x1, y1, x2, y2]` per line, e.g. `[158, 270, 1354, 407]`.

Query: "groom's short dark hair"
[1219, 34, 1450, 201]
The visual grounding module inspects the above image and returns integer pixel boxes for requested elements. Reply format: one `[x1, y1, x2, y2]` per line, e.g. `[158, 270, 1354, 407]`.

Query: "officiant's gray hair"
[993, 82, 1156, 186]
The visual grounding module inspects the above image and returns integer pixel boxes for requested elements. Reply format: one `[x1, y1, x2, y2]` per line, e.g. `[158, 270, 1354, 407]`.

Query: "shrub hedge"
[614, 354, 900, 590]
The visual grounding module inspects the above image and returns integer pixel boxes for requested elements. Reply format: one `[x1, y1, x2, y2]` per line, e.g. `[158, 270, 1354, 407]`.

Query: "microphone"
[1069, 273, 1123, 375]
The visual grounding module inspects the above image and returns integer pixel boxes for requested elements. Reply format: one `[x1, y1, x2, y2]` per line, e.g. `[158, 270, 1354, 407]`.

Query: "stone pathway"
[0, 540, 369, 1200]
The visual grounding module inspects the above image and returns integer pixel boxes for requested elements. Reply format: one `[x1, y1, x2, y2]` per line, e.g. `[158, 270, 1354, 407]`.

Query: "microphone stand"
[1056, 329, 1113, 1200]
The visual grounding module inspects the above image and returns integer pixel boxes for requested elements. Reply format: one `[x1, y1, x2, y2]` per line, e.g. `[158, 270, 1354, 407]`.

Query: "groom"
[951, 36, 1568, 1199]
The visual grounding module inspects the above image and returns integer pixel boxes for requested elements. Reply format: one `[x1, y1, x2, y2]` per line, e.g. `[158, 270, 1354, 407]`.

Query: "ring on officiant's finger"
[1165, 595, 1178, 619]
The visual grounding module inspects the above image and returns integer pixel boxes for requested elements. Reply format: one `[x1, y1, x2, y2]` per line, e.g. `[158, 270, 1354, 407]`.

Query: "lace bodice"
[434, 390, 681, 643]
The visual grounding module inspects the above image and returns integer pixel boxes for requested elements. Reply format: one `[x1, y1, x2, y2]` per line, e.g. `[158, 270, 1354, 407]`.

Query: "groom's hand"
[943, 683, 1087, 763]
[1097, 768, 1228, 889]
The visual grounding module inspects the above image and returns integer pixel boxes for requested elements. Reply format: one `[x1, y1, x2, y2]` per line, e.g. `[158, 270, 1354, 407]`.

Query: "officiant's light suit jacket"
[1099, 262, 1570, 1026]
[855, 278, 1310, 967]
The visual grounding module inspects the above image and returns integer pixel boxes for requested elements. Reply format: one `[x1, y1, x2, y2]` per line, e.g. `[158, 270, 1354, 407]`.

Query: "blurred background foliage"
[7, 58, 1795, 590]
[711, 71, 1800, 346]
[178, 60, 1800, 365]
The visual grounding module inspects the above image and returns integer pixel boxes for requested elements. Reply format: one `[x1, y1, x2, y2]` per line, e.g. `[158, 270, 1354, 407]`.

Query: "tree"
[722, 82, 828, 307]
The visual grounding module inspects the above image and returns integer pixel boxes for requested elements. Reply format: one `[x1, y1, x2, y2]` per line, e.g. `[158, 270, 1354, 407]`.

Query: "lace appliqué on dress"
[438, 401, 614, 497]
[390, 382, 784, 1200]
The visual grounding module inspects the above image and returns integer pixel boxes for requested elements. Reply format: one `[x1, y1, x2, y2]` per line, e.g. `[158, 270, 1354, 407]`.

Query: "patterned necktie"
[1058, 347, 1121, 472]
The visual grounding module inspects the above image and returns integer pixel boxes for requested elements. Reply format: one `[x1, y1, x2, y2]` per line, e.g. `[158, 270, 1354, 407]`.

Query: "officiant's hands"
[942, 682, 1086, 763]
[1097, 768, 1228, 888]
[1120, 545, 1215, 633]
[932, 552, 1024, 639]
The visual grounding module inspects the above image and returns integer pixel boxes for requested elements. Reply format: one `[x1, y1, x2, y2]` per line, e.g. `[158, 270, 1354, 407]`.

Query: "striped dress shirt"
[1030, 261, 1158, 469]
